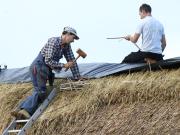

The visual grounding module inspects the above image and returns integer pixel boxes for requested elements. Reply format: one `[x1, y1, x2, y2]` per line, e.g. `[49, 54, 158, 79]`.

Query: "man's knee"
[122, 52, 145, 63]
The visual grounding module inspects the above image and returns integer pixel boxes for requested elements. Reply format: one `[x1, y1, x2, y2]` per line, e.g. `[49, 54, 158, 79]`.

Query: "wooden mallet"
[74, 48, 87, 62]
[65, 48, 87, 71]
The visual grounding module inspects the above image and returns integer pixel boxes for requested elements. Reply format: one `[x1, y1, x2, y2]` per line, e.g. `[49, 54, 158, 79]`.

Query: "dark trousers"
[20, 59, 50, 115]
[122, 51, 163, 63]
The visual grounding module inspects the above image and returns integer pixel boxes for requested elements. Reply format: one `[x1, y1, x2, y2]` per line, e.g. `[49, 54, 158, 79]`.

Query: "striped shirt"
[41, 37, 80, 79]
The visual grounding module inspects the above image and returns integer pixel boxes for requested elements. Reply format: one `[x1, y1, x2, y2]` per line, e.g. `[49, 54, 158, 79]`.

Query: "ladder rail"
[2, 118, 17, 135]
[2, 101, 24, 135]
[17, 88, 56, 135]
[2, 88, 56, 135]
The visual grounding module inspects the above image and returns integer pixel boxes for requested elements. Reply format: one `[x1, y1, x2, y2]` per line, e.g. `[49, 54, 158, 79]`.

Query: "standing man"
[122, 3, 166, 63]
[11, 26, 82, 119]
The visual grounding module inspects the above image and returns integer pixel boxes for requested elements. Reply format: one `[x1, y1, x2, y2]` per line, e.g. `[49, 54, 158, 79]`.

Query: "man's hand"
[124, 35, 131, 41]
[64, 61, 75, 72]
[64, 61, 74, 69]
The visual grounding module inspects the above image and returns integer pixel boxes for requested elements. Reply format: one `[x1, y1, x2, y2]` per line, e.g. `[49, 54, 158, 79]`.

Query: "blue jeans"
[20, 60, 50, 115]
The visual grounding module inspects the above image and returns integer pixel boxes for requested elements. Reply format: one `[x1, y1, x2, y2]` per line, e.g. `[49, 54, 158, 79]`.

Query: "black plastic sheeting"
[0, 57, 180, 83]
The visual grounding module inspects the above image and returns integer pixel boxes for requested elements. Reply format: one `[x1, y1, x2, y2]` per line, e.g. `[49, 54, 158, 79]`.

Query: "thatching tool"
[107, 36, 141, 50]
[106, 36, 124, 39]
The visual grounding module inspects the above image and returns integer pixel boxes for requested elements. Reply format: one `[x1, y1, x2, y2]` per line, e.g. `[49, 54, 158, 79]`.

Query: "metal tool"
[60, 78, 90, 91]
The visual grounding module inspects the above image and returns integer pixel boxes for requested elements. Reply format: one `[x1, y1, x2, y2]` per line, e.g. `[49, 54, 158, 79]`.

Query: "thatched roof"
[0, 69, 180, 135]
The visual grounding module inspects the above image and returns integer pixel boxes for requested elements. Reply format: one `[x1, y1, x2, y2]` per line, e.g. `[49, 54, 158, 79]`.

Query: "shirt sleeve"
[43, 38, 64, 69]
[162, 25, 165, 35]
[135, 20, 144, 34]
[63, 45, 80, 79]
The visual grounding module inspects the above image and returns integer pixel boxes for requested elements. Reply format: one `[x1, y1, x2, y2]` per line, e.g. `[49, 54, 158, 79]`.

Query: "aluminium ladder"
[2, 88, 56, 135]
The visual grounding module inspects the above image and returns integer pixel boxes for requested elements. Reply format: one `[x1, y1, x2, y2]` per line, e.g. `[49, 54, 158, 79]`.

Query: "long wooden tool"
[106, 36, 141, 50]
[106, 37, 124, 39]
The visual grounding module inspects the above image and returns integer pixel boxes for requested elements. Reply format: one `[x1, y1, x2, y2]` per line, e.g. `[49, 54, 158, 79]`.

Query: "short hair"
[139, 4, 151, 13]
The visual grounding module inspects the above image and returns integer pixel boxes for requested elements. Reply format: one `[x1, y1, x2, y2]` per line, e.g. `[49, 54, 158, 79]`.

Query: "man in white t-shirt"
[122, 3, 166, 63]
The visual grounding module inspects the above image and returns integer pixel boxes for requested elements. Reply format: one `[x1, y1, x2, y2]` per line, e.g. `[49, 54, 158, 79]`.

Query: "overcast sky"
[0, 0, 179, 68]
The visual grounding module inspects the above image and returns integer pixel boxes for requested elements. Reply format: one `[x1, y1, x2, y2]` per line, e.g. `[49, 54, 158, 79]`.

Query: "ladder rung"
[8, 129, 21, 133]
[16, 119, 29, 123]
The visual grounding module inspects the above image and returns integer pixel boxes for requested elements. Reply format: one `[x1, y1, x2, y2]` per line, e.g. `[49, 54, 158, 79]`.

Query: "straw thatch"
[0, 69, 180, 135]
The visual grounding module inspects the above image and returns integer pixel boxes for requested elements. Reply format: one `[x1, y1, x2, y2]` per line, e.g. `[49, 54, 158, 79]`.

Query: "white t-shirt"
[136, 16, 165, 54]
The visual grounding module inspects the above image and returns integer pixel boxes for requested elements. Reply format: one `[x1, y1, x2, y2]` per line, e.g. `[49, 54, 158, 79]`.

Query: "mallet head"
[76, 48, 87, 58]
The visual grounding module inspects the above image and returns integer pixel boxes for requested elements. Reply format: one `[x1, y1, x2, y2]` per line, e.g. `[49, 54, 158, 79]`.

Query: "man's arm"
[124, 33, 140, 43]
[161, 35, 166, 52]
[63, 45, 81, 79]
[43, 38, 64, 69]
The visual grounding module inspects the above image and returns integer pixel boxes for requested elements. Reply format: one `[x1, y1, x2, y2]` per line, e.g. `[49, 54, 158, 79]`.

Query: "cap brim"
[75, 36, 79, 40]
[68, 32, 79, 40]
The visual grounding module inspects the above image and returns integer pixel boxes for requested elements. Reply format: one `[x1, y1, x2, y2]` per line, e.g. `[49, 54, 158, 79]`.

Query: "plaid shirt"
[41, 37, 80, 79]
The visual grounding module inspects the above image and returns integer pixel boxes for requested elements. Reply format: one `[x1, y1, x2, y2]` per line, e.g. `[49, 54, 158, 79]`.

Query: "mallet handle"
[73, 55, 80, 62]
[64, 55, 80, 71]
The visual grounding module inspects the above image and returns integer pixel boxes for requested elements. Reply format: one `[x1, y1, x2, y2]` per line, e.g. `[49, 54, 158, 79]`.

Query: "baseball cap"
[63, 26, 79, 40]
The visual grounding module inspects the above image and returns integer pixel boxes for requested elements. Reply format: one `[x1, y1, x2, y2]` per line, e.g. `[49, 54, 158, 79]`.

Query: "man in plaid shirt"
[11, 27, 82, 119]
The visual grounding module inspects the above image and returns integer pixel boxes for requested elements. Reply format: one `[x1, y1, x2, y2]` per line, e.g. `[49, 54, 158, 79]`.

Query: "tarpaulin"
[0, 57, 180, 83]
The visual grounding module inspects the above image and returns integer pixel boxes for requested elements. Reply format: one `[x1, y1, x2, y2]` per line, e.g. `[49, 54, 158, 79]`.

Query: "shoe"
[11, 109, 31, 119]
[11, 109, 20, 118]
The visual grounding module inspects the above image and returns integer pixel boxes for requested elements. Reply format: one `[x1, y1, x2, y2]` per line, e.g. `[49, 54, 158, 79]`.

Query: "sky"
[0, 0, 179, 68]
